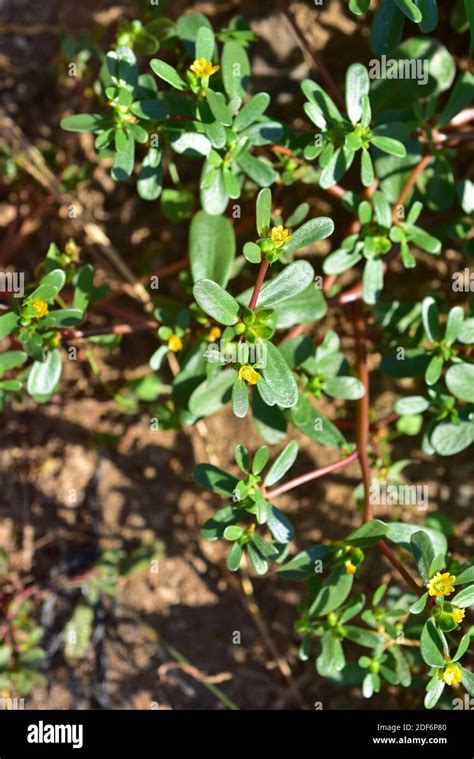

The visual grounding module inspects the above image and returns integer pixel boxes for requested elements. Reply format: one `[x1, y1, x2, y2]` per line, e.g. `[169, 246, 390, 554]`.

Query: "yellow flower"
[168, 334, 183, 352]
[238, 364, 262, 385]
[452, 607, 465, 624]
[32, 300, 49, 319]
[345, 560, 357, 575]
[427, 572, 456, 598]
[443, 663, 462, 686]
[208, 326, 221, 341]
[270, 225, 292, 248]
[189, 58, 220, 79]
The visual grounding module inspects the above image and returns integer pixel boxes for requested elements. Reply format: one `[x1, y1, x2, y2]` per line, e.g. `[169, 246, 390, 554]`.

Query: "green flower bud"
[260, 239, 274, 254]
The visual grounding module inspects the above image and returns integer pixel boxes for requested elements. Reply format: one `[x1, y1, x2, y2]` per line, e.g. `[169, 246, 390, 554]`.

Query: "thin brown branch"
[61, 321, 157, 340]
[147, 256, 189, 280]
[276, 0, 345, 111]
[157, 661, 232, 685]
[100, 301, 156, 324]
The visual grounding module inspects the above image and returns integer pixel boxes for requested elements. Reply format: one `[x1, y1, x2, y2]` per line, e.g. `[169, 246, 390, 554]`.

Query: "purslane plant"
[1, 6, 473, 707]
[194, 451, 474, 707]
[0, 244, 100, 407]
[302, 63, 408, 189]
[349, 0, 473, 59]
[323, 194, 441, 304]
[61, 18, 283, 213]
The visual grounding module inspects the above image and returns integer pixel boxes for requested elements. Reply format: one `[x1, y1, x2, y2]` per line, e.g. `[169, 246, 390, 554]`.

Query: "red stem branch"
[351, 303, 421, 593]
[351, 301, 372, 522]
[264, 451, 359, 499]
[248, 259, 270, 311]
[392, 154, 432, 218]
[323, 183, 347, 200]
[378, 541, 424, 595]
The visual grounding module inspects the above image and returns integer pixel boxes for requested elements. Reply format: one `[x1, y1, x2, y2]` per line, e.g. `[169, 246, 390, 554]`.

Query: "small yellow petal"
[443, 664, 462, 686]
[345, 560, 357, 575]
[32, 300, 49, 319]
[189, 58, 220, 79]
[168, 334, 183, 352]
[208, 327, 221, 341]
[427, 572, 456, 598]
[238, 364, 261, 385]
[452, 607, 465, 624]
[270, 225, 291, 249]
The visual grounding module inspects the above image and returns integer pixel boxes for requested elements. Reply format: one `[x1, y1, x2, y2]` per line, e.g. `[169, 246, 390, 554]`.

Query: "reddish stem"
[264, 451, 359, 499]
[352, 301, 373, 522]
[392, 154, 432, 219]
[327, 285, 362, 306]
[271, 144, 294, 157]
[323, 183, 348, 200]
[351, 307, 421, 592]
[249, 259, 270, 311]
[378, 541, 424, 596]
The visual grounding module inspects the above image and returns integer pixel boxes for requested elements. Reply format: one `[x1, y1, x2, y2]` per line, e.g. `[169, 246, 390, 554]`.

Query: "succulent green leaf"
[193, 280, 240, 325]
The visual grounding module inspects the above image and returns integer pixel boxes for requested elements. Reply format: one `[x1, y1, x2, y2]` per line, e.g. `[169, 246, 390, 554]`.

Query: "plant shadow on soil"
[3, 398, 471, 709]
